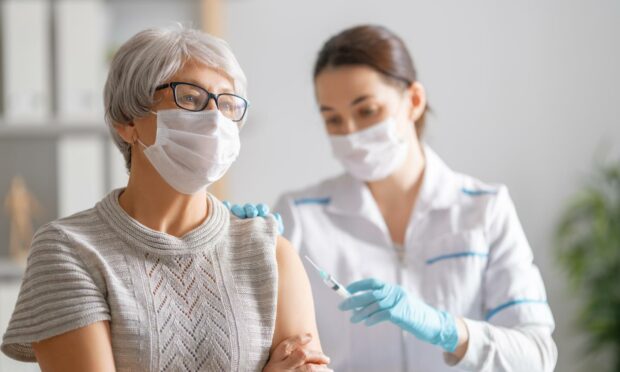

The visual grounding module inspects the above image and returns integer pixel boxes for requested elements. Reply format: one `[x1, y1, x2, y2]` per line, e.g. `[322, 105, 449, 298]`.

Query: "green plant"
[556, 160, 620, 372]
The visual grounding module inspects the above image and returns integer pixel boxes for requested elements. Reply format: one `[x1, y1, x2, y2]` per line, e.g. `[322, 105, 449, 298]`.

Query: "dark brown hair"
[313, 25, 427, 136]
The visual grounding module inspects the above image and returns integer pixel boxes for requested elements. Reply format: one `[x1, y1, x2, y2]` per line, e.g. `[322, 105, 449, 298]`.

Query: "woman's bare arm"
[271, 236, 322, 354]
[32, 321, 115, 372]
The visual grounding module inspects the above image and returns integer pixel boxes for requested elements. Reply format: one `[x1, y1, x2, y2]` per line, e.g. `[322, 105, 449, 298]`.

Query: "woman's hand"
[263, 334, 332, 372]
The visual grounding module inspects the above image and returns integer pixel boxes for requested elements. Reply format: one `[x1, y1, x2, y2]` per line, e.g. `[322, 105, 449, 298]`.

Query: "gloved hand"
[223, 201, 284, 235]
[338, 278, 459, 352]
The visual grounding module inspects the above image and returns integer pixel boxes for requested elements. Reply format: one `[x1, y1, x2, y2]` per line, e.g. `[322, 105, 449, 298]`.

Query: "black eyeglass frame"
[155, 81, 249, 122]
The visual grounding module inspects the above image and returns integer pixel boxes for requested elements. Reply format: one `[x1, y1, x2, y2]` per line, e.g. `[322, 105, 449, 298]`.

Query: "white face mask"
[136, 109, 240, 195]
[328, 117, 410, 182]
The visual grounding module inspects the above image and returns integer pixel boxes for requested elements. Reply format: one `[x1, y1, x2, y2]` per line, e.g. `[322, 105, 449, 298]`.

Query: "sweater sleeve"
[1, 222, 111, 362]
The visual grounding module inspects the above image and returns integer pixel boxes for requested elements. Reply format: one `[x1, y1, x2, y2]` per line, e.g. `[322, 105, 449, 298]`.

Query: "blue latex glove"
[339, 278, 459, 352]
[223, 201, 284, 235]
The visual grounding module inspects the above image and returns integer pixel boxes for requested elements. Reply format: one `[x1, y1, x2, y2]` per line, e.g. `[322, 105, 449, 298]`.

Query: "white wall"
[224, 1, 620, 371]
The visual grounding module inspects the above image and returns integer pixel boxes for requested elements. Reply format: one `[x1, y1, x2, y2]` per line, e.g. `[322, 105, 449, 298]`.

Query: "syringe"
[304, 256, 351, 298]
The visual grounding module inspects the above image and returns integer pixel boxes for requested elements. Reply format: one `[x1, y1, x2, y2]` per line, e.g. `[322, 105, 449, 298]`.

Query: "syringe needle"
[304, 255, 350, 298]
[304, 255, 322, 272]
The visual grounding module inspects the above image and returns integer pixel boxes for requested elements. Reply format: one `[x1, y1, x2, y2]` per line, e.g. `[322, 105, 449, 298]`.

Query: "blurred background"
[0, 0, 618, 371]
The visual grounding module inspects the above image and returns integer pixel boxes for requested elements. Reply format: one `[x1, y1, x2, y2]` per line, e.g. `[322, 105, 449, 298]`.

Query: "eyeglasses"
[155, 81, 249, 122]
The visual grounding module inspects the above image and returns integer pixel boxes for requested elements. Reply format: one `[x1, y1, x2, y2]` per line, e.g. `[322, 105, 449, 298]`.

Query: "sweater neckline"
[96, 188, 229, 255]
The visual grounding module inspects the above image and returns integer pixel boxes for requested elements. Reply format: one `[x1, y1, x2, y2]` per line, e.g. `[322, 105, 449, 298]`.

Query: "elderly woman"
[1, 26, 329, 372]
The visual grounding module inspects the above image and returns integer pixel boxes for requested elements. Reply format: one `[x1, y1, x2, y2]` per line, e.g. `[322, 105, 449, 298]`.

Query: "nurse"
[233, 24, 557, 371]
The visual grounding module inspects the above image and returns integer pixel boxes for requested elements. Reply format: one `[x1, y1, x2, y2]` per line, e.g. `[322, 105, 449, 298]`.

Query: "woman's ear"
[114, 122, 136, 145]
[408, 82, 427, 123]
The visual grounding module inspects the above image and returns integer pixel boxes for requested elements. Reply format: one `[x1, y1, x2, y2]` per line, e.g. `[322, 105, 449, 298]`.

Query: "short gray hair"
[104, 25, 247, 170]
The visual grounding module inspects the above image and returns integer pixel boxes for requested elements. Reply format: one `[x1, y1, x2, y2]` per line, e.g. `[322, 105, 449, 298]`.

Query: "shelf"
[0, 259, 24, 282]
[0, 121, 110, 139]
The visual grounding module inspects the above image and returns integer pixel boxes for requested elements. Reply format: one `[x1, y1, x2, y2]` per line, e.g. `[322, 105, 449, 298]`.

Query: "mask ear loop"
[127, 123, 140, 147]
[134, 135, 148, 150]
[131, 110, 158, 149]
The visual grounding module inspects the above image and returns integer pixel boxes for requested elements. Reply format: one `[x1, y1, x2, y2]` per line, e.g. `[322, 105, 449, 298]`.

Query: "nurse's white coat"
[274, 146, 557, 372]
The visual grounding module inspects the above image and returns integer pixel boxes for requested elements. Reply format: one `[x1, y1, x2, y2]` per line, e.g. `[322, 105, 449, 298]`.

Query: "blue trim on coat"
[485, 299, 549, 320]
[294, 197, 332, 206]
[425, 251, 489, 265]
[461, 187, 498, 196]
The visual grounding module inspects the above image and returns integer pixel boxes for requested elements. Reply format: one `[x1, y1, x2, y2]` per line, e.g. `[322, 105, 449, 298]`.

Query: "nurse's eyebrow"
[350, 95, 372, 106]
[320, 95, 373, 112]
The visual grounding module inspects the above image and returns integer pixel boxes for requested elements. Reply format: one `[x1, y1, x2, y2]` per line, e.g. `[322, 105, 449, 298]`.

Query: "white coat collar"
[325, 144, 461, 218]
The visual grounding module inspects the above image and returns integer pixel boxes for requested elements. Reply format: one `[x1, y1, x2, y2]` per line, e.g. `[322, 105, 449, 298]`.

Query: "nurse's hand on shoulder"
[263, 333, 333, 372]
[339, 278, 461, 353]
[223, 201, 284, 234]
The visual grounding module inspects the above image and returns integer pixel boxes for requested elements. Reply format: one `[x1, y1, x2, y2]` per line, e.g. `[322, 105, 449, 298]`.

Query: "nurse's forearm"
[444, 319, 557, 372]
[449, 317, 470, 360]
